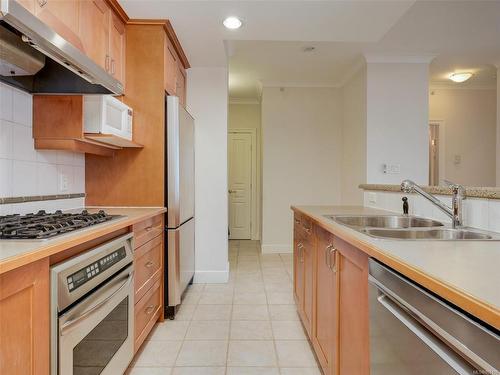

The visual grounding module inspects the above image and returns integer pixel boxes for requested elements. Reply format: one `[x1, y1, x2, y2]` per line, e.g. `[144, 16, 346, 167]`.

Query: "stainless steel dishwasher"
[369, 259, 499, 375]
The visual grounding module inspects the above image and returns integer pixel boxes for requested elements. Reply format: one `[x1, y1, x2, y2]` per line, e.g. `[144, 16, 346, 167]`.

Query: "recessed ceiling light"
[449, 72, 473, 83]
[223, 17, 242, 30]
[302, 46, 316, 53]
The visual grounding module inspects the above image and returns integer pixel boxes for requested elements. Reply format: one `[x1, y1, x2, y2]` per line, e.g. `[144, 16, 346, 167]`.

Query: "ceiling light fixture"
[449, 72, 473, 83]
[223, 17, 242, 30]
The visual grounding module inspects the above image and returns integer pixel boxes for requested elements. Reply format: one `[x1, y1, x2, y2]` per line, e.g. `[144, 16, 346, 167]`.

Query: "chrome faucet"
[401, 179, 466, 228]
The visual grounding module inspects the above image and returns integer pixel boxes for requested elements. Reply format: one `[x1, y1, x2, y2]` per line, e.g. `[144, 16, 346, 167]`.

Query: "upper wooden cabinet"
[163, 35, 188, 106]
[35, 0, 83, 50]
[79, 0, 110, 71]
[79, 1, 126, 86]
[109, 12, 126, 84]
[164, 38, 178, 96]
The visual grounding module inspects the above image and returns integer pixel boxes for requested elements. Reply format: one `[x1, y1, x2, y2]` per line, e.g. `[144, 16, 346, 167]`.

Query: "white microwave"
[83, 95, 133, 141]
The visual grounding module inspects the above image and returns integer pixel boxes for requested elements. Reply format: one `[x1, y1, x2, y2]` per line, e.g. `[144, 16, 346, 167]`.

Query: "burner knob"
[98, 210, 106, 215]
[55, 210, 62, 214]
[37, 210, 46, 215]
[82, 210, 88, 215]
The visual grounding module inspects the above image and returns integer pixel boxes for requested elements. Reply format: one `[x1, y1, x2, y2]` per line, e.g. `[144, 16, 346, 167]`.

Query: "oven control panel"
[67, 247, 126, 292]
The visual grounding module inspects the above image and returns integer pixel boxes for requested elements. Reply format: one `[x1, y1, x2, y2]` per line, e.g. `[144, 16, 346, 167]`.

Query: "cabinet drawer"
[134, 277, 162, 352]
[133, 214, 163, 248]
[134, 235, 163, 302]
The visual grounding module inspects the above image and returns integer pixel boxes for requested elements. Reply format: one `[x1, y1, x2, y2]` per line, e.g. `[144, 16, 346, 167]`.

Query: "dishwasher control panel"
[67, 246, 126, 292]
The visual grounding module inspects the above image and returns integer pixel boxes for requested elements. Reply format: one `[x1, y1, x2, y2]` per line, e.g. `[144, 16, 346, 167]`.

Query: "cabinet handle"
[111, 59, 116, 75]
[325, 244, 333, 267]
[302, 223, 312, 234]
[145, 305, 156, 315]
[145, 226, 153, 232]
[329, 248, 337, 272]
[38, 0, 47, 7]
[105, 55, 110, 72]
[297, 242, 304, 263]
[294, 218, 300, 225]
[145, 261, 154, 268]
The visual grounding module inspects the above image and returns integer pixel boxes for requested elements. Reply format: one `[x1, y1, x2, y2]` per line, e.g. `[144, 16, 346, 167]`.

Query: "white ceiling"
[120, 0, 500, 100]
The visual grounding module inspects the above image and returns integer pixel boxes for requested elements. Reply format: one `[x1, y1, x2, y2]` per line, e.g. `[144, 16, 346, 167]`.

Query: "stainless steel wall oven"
[50, 233, 135, 375]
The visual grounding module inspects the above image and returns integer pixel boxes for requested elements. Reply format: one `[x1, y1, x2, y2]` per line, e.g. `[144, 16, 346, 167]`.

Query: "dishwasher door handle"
[377, 292, 475, 375]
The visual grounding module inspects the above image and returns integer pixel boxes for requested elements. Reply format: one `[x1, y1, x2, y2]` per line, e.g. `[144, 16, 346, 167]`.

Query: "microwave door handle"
[60, 270, 134, 336]
[376, 292, 474, 375]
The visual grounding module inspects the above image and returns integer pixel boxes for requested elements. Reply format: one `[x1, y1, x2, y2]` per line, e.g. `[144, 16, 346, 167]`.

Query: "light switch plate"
[368, 192, 377, 204]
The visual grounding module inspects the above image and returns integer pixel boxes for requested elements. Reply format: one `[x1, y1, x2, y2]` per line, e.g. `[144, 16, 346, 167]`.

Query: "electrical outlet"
[60, 173, 69, 192]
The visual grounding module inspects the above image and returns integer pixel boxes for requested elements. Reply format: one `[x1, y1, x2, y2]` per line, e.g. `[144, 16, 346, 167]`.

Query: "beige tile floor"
[127, 240, 320, 375]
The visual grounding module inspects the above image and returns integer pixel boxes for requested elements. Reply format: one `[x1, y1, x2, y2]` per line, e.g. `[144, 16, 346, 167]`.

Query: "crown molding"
[364, 53, 436, 64]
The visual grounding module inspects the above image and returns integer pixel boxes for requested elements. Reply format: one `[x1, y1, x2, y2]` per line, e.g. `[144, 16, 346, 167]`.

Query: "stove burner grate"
[0, 210, 120, 239]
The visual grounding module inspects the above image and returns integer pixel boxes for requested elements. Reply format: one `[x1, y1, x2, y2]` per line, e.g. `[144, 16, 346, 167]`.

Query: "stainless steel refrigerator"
[165, 96, 195, 317]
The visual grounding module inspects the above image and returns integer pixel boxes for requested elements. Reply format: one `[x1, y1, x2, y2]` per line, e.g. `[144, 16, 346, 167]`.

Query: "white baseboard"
[261, 244, 292, 254]
[193, 263, 230, 284]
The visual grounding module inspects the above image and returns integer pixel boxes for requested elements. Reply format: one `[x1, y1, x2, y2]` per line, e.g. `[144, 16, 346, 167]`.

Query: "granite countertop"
[292, 205, 500, 329]
[0, 207, 167, 275]
[359, 183, 500, 199]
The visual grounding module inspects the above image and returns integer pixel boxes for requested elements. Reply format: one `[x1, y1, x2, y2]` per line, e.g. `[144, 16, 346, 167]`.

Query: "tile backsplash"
[0, 82, 85, 214]
[364, 190, 500, 233]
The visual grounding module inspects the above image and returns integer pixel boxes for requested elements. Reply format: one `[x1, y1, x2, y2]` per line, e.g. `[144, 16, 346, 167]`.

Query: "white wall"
[341, 66, 367, 205]
[497, 67, 500, 186]
[429, 88, 497, 186]
[366, 62, 430, 184]
[187, 67, 229, 283]
[0, 82, 85, 215]
[261, 87, 342, 252]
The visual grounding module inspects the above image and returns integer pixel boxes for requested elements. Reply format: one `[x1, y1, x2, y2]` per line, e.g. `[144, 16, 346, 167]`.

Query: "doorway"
[428, 121, 445, 186]
[228, 129, 257, 240]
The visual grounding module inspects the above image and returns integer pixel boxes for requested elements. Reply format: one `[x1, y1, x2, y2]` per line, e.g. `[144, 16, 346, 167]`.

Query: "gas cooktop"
[0, 210, 122, 240]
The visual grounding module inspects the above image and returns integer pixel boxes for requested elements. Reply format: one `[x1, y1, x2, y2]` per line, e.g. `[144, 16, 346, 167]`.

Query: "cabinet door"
[79, 0, 110, 71]
[302, 238, 314, 336]
[336, 237, 370, 375]
[0, 259, 49, 375]
[109, 12, 126, 85]
[164, 38, 178, 95]
[313, 226, 338, 375]
[293, 233, 304, 310]
[35, 0, 83, 51]
[176, 64, 186, 106]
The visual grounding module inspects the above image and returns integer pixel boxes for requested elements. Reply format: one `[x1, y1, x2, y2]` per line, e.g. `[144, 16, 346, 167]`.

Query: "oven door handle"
[60, 269, 134, 336]
[376, 291, 474, 375]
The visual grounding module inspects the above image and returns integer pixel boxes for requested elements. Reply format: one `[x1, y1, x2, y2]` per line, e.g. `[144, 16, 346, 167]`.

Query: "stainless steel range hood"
[0, 0, 123, 95]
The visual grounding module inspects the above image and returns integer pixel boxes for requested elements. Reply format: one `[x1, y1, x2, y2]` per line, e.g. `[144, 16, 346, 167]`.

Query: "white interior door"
[228, 132, 252, 239]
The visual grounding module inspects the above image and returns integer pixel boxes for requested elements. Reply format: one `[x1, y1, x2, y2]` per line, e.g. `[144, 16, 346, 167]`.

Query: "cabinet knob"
[329, 247, 338, 272]
[145, 305, 156, 315]
[38, 0, 47, 7]
[145, 261, 154, 268]
[145, 226, 153, 232]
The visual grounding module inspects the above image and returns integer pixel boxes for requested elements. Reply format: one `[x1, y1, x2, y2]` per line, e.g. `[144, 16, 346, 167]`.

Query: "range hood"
[0, 0, 123, 95]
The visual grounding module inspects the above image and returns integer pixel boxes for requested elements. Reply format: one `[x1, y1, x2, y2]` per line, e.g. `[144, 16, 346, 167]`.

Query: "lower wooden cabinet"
[133, 213, 165, 353]
[293, 213, 314, 336]
[336, 236, 370, 375]
[312, 226, 338, 375]
[0, 259, 50, 375]
[294, 216, 370, 375]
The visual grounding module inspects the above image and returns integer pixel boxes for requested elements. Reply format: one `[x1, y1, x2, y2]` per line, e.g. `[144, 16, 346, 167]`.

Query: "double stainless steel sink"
[324, 215, 500, 241]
